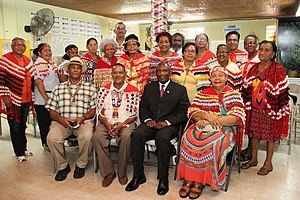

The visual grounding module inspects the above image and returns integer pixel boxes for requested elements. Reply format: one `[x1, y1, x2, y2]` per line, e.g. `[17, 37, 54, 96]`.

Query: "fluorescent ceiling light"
[168, 18, 180, 22]
[297, 4, 300, 16]
[124, 20, 151, 24]
[125, 18, 181, 24]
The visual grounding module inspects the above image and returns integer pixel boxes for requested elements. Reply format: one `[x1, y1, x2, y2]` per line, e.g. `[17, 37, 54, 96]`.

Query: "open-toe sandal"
[241, 161, 258, 170]
[257, 167, 273, 176]
[17, 156, 27, 163]
[179, 181, 193, 198]
[189, 183, 204, 199]
[25, 151, 33, 157]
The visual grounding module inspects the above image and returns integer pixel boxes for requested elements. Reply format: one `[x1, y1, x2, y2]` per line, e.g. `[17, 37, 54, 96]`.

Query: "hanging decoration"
[151, 0, 168, 52]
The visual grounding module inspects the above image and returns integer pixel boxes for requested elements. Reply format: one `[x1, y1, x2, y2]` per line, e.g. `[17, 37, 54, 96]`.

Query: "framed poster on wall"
[0, 39, 31, 58]
[278, 17, 300, 74]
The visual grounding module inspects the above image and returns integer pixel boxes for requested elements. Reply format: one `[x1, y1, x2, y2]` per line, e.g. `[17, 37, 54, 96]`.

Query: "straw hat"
[62, 56, 86, 72]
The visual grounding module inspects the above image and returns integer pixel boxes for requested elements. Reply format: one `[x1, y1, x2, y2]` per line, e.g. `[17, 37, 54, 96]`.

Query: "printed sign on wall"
[224, 24, 241, 32]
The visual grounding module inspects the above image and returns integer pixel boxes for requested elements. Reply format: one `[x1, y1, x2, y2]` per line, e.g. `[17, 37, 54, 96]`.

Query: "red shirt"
[196, 49, 215, 66]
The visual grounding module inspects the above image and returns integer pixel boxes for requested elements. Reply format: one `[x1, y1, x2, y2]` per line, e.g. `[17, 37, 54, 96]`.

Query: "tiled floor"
[0, 118, 300, 200]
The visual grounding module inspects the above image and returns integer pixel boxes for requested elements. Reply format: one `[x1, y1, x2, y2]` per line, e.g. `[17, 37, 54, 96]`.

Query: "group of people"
[0, 21, 290, 199]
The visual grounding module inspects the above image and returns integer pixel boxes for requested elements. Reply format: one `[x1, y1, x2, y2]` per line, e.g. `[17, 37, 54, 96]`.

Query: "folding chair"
[145, 137, 178, 164]
[173, 125, 241, 191]
[291, 96, 300, 144]
[289, 84, 300, 144]
[0, 115, 2, 136]
[145, 124, 183, 167]
[224, 142, 240, 192]
[51, 138, 98, 173]
[27, 108, 38, 137]
[93, 138, 121, 173]
[286, 96, 295, 155]
[173, 135, 182, 180]
[0, 111, 37, 137]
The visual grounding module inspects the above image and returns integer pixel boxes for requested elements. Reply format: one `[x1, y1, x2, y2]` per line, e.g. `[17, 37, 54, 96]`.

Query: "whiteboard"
[50, 37, 78, 56]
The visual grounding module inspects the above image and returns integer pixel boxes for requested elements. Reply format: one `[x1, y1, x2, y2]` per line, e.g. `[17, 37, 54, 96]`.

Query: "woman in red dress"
[118, 34, 150, 94]
[94, 38, 118, 90]
[195, 33, 215, 66]
[177, 66, 245, 199]
[81, 38, 101, 83]
[241, 40, 289, 175]
[149, 31, 181, 81]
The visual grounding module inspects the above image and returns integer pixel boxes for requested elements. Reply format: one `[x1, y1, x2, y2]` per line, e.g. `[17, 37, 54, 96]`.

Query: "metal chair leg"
[0, 116, 2, 136]
[288, 125, 292, 155]
[295, 121, 297, 144]
[237, 140, 241, 174]
[52, 155, 57, 173]
[146, 144, 150, 159]
[225, 145, 236, 192]
[174, 140, 181, 180]
[93, 148, 98, 173]
[33, 115, 37, 137]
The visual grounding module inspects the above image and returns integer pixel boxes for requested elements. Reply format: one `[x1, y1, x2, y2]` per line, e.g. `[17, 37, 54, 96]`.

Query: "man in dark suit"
[125, 62, 189, 195]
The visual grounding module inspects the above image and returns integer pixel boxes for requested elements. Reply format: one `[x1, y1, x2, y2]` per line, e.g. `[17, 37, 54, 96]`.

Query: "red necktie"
[160, 84, 165, 97]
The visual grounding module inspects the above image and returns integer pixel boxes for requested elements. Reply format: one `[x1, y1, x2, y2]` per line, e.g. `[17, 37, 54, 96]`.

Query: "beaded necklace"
[67, 80, 82, 105]
[111, 89, 124, 121]
[111, 89, 124, 108]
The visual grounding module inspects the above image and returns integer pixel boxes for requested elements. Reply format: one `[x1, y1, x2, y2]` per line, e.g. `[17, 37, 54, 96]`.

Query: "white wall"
[139, 18, 277, 51]
[0, 0, 139, 57]
[0, 0, 276, 58]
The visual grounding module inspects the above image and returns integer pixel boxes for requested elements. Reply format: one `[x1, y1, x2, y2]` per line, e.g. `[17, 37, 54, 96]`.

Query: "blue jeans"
[7, 102, 30, 157]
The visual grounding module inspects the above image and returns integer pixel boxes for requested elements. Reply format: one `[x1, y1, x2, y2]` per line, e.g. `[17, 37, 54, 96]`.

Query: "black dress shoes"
[73, 165, 85, 179]
[55, 164, 71, 181]
[157, 179, 169, 195]
[125, 175, 146, 191]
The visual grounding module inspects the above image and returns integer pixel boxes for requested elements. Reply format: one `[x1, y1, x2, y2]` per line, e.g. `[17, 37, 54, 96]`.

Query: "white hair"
[99, 38, 117, 52]
[11, 36, 26, 46]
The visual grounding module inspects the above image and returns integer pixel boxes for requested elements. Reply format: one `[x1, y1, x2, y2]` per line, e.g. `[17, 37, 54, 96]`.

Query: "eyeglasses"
[184, 50, 196, 54]
[227, 39, 238, 43]
[112, 71, 125, 75]
[196, 38, 207, 42]
[127, 43, 138, 47]
[173, 39, 182, 42]
[244, 41, 257, 46]
[13, 44, 26, 47]
[217, 51, 229, 55]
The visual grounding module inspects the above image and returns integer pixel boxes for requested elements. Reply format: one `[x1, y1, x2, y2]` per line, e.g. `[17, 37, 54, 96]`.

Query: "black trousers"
[131, 123, 179, 180]
[34, 105, 51, 146]
[7, 103, 30, 157]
